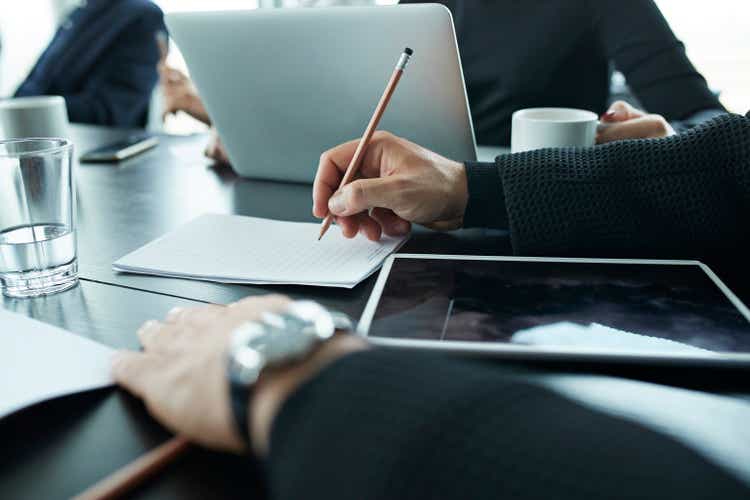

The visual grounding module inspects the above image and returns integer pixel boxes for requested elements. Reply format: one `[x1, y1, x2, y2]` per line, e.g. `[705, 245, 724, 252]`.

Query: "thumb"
[602, 101, 640, 122]
[328, 178, 399, 216]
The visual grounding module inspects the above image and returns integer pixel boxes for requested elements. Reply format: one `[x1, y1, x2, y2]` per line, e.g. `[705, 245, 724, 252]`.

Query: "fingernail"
[329, 193, 345, 214]
[166, 307, 184, 322]
[601, 110, 616, 120]
[137, 320, 157, 337]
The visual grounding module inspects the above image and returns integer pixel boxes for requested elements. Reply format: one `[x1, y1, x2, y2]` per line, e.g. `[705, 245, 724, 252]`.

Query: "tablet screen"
[364, 258, 750, 355]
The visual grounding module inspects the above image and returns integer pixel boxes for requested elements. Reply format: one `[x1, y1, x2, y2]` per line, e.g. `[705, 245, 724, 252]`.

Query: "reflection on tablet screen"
[369, 259, 750, 354]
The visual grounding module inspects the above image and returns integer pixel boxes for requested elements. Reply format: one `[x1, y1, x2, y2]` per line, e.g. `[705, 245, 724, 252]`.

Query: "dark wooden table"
[2, 125, 749, 499]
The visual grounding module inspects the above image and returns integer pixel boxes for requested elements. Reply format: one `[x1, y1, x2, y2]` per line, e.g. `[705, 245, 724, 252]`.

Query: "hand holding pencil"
[313, 48, 470, 241]
[317, 48, 414, 240]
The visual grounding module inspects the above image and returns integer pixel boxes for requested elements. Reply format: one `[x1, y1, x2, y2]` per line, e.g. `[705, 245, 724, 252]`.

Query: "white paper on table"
[113, 214, 408, 288]
[0, 309, 115, 419]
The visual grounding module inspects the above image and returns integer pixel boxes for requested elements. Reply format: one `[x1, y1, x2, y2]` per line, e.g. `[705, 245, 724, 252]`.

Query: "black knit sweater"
[464, 113, 750, 258]
[265, 113, 750, 499]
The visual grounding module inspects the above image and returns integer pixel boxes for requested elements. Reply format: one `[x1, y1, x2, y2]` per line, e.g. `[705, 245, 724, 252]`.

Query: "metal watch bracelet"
[226, 301, 353, 448]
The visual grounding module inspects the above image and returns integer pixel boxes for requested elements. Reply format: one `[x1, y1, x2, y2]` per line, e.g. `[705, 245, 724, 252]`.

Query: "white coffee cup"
[0, 95, 70, 140]
[511, 107, 598, 153]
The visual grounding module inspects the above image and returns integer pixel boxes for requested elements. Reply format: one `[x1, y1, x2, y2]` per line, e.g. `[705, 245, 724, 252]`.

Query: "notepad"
[113, 214, 408, 288]
[0, 309, 115, 418]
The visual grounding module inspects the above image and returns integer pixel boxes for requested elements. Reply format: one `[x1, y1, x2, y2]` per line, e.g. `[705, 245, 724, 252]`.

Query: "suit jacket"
[15, 0, 165, 127]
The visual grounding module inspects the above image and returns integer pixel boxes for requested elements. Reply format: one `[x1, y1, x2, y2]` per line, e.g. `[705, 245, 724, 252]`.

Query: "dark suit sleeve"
[588, 0, 725, 120]
[266, 349, 748, 500]
[62, 4, 164, 126]
[463, 113, 750, 258]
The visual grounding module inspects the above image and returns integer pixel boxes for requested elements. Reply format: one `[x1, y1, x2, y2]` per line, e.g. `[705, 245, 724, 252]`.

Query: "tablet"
[358, 255, 750, 367]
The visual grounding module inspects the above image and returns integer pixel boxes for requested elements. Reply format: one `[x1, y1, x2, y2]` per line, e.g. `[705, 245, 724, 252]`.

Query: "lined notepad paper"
[113, 214, 408, 288]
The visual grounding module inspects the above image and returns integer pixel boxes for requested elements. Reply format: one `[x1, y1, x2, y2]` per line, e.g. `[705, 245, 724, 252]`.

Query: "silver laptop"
[166, 5, 476, 183]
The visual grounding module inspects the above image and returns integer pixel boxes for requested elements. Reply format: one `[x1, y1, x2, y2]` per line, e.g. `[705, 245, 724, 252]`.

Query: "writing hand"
[313, 131, 468, 241]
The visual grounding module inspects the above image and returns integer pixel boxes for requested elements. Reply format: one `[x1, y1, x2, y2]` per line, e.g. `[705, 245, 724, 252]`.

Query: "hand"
[596, 100, 675, 144]
[112, 295, 367, 457]
[313, 131, 469, 241]
[204, 129, 231, 165]
[158, 62, 211, 125]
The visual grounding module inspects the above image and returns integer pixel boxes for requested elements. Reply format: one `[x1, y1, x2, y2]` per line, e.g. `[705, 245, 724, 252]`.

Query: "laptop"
[166, 4, 477, 183]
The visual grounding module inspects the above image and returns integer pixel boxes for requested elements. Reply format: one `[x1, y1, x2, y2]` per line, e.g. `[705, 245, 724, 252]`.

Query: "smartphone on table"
[80, 133, 159, 163]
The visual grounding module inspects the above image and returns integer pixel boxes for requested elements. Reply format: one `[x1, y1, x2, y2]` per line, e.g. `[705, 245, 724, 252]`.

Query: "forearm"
[670, 108, 727, 134]
[494, 114, 750, 258]
[14, 79, 46, 98]
[266, 348, 747, 500]
[593, 0, 725, 120]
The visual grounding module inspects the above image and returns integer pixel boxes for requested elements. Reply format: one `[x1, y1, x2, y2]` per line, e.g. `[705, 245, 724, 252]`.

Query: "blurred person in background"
[160, 0, 726, 163]
[400, 0, 726, 145]
[14, 0, 165, 127]
[159, 0, 372, 164]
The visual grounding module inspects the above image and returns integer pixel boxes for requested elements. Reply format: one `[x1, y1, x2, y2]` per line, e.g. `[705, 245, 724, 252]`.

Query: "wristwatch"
[226, 300, 353, 447]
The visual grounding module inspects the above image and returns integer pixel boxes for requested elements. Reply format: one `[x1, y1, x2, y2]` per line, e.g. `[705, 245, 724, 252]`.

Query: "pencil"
[73, 436, 190, 500]
[318, 47, 413, 240]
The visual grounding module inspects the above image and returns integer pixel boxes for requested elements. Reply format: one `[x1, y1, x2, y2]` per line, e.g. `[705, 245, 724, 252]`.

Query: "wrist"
[249, 335, 368, 458]
[444, 158, 469, 222]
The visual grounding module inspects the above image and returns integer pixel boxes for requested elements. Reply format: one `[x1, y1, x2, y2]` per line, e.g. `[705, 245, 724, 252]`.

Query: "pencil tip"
[404, 47, 413, 56]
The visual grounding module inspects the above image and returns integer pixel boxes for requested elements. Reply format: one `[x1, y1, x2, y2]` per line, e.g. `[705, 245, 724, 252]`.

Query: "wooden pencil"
[73, 436, 190, 500]
[318, 47, 413, 240]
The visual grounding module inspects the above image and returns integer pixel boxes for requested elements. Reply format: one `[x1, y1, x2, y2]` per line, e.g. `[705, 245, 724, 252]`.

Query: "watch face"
[229, 301, 339, 382]
[229, 345, 263, 385]
[286, 301, 337, 341]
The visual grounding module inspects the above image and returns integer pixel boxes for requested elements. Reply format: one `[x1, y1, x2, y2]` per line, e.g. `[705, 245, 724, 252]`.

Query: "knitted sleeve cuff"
[463, 161, 508, 229]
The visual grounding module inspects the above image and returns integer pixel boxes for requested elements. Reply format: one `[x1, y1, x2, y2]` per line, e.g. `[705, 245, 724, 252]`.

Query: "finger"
[112, 351, 158, 398]
[137, 320, 165, 351]
[423, 217, 464, 231]
[174, 304, 225, 326]
[603, 100, 639, 122]
[357, 213, 383, 241]
[313, 132, 394, 218]
[215, 143, 230, 165]
[227, 294, 291, 314]
[596, 115, 673, 144]
[328, 177, 402, 217]
[336, 215, 360, 238]
[165, 307, 186, 323]
[164, 304, 220, 324]
[313, 139, 359, 218]
[370, 207, 411, 236]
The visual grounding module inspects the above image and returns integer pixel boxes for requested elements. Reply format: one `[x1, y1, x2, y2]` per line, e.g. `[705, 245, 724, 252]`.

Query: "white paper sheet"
[113, 214, 408, 288]
[0, 309, 115, 419]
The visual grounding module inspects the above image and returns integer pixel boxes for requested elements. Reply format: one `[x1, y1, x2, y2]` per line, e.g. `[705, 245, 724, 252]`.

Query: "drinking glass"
[0, 138, 77, 297]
